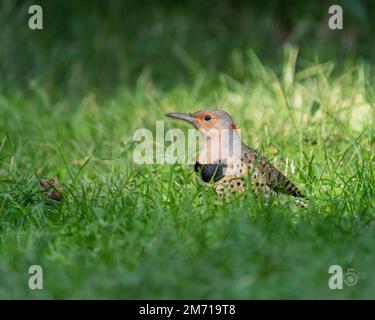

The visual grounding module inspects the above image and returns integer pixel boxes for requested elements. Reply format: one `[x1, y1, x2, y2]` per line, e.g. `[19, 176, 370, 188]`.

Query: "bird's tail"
[284, 179, 306, 198]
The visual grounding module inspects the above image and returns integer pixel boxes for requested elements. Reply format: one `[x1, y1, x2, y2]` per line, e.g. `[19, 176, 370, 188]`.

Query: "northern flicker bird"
[166, 109, 305, 198]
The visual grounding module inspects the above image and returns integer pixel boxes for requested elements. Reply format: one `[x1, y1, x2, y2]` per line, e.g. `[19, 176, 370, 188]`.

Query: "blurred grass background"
[1, 0, 375, 96]
[0, 0, 374, 299]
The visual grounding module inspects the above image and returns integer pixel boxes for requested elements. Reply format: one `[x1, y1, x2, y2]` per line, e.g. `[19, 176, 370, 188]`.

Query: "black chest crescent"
[194, 161, 226, 183]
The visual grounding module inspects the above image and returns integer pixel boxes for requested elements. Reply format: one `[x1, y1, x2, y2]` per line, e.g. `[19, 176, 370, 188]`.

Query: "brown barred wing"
[242, 148, 305, 198]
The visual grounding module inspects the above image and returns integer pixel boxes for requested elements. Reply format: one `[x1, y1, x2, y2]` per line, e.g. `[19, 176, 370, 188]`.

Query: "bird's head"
[165, 109, 238, 137]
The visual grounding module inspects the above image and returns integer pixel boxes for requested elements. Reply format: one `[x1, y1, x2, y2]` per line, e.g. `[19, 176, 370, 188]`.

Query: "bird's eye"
[204, 115, 212, 121]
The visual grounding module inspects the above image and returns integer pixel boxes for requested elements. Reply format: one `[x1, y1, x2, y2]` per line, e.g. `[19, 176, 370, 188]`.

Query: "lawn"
[0, 1, 374, 299]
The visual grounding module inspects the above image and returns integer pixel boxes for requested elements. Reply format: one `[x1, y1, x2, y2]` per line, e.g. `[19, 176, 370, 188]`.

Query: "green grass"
[1, 48, 374, 299]
[1, 1, 375, 299]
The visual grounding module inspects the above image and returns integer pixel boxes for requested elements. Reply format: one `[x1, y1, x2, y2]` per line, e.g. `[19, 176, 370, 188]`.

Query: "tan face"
[191, 111, 226, 131]
[165, 111, 234, 136]
[166, 110, 242, 162]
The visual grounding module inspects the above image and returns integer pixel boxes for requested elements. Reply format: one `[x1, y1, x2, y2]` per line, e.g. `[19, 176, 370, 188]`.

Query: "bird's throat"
[197, 131, 243, 164]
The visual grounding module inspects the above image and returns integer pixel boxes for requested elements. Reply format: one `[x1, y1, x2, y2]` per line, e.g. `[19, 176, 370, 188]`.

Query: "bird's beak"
[165, 112, 198, 125]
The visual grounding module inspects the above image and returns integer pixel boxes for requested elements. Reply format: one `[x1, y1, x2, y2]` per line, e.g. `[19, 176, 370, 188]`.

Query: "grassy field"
[0, 1, 375, 299]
